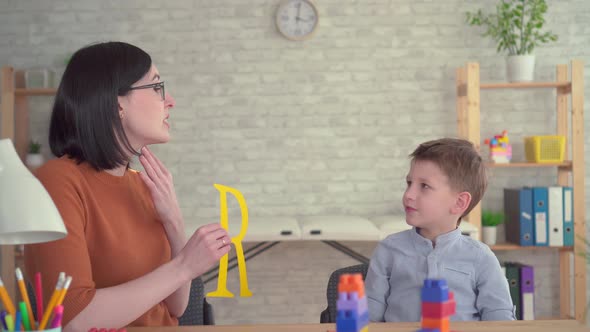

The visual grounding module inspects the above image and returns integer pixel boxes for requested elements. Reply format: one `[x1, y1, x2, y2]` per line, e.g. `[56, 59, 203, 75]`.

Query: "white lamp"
[0, 138, 67, 244]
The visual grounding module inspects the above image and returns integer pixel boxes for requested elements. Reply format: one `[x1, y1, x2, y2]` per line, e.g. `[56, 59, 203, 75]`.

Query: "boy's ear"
[452, 191, 472, 216]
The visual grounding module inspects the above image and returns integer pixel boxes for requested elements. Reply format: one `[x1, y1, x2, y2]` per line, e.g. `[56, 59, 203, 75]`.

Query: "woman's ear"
[452, 191, 472, 216]
[117, 97, 125, 119]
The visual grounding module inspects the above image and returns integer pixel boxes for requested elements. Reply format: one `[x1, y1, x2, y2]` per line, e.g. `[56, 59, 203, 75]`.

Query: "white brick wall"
[1, 0, 590, 324]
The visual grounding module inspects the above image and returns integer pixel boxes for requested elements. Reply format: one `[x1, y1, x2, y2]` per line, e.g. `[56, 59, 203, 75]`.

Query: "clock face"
[276, 0, 318, 40]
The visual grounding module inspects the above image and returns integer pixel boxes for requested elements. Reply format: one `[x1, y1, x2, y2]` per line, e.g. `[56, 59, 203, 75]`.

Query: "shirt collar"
[411, 227, 462, 255]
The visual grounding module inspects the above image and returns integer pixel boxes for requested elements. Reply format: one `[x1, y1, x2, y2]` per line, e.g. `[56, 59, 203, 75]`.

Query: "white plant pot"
[506, 55, 536, 82]
[25, 153, 45, 170]
[482, 226, 497, 245]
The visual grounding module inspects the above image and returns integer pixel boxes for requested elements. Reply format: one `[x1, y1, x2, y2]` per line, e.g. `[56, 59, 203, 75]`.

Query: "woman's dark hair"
[49, 41, 151, 170]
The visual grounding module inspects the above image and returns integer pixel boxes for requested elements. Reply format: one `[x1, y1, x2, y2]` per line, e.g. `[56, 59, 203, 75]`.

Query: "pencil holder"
[2, 329, 61, 332]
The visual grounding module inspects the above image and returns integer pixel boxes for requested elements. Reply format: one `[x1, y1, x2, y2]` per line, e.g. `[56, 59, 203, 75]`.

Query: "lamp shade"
[0, 139, 67, 244]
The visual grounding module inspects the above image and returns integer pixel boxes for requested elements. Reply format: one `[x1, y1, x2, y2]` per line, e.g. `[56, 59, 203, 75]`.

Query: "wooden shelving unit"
[0, 66, 57, 301]
[15, 88, 56, 96]
[455, 60, 586, 321]
[490, 243, 574, 252]
[486, 161, 572, 169]
[480, 82, 571, 89]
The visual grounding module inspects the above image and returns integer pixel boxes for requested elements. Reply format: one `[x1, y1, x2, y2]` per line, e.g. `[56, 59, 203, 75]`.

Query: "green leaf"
[464, 0, 557, 55]
[482, 210, 505, 226]
[28, 141, 41, 154]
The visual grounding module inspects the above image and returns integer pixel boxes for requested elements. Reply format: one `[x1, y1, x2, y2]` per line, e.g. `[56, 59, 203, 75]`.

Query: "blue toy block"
[421, 279, 449, 303]
[337, 292, 368, 313]
[336, 303, 369, 315]
[336, 304, 369, 322]
[336, 310, 369, 332]
[335, 307, 368, 322]
[336, 292, 368, 332]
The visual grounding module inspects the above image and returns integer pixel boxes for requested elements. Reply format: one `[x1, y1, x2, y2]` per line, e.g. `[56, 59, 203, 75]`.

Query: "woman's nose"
[165, 92, 175, 108]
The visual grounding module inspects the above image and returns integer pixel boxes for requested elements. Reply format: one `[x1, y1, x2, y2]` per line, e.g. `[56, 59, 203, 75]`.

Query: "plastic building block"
[418, 278, 454, 332]
[337, 292, 368, 312]
[336, 310, 369, 332]
[420, 279, 449, 302]
[336, 309, 368, 327]
[421, 317, 449, 332]
[484, 130, 512, 163]
[337, 273, 368, 332]
[338, 274, 365, 298]
[421, 292, 456, 318]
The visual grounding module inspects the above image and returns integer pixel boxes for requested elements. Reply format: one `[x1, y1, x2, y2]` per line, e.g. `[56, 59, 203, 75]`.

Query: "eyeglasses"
[127, 81, 165, 100]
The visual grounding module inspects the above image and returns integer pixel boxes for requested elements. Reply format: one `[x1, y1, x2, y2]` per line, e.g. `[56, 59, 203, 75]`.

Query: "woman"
[24, 41, 231, 331]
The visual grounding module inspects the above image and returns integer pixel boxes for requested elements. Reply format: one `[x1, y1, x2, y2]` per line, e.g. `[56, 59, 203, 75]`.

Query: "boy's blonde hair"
[409, 138, 488, 221]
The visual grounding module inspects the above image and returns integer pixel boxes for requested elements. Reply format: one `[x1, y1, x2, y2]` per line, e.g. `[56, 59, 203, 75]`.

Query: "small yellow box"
[524, 135, 566, 163]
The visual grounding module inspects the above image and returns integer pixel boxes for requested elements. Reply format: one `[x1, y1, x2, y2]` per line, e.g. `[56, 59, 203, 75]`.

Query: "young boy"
[365, 138, 514, 322]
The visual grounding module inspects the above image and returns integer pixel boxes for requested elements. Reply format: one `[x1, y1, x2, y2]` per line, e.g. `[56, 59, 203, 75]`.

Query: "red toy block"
[421, 292, 456, 318]
[421, 317, 450, 332]
[338, 273, 365, 298]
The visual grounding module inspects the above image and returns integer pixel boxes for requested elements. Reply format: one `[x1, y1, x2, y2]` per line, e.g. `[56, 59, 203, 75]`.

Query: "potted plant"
[482, 210, 505, 245]
[25, 140, 44, 170]
[465, 0, 558, 82]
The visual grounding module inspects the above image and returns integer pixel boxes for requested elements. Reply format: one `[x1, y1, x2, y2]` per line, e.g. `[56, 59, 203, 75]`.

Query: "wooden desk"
[128, 320, 588, 332]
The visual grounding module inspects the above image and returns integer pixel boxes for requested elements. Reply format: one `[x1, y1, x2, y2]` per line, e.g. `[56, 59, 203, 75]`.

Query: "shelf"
[490, 243, 574, 251]
[457, 60, 585, 322]
[486, 161, 572, 170]
[15, 88, 57, 96]
[536, 316, 572, 320]
[480, 82, 571, 89]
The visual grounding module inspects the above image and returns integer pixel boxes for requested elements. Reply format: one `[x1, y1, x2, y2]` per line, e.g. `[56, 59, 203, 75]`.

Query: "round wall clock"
[276, 0, 319, 41]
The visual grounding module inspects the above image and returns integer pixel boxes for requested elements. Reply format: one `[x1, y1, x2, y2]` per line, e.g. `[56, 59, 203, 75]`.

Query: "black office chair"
[319, 263, 369, 323]
[178, 277, 215, 325]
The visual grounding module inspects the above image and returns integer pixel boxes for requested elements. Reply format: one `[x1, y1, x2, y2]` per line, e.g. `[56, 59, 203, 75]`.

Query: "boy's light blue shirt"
[366, 227, 515, 322]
